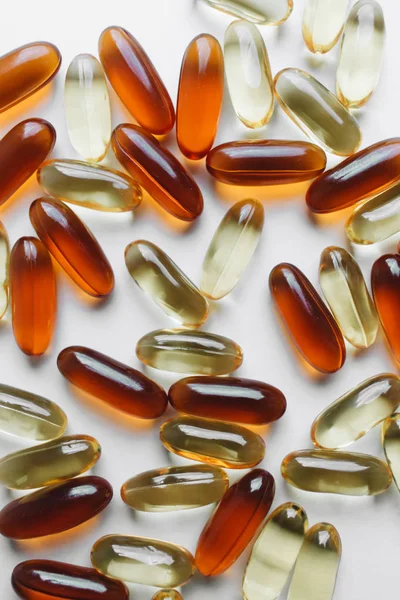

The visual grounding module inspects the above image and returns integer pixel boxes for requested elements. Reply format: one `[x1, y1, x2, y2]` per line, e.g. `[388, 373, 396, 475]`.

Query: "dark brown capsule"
[371, 254, 400, 363]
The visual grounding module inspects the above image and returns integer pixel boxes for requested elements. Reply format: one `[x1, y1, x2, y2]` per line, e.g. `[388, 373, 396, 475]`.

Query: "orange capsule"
[176, 34, 224, 160]
[269, 263, 345, 373]
[29, 197, 114, 297]
[11, 237, 56, 356]
[99, 26, 175, 135]
[371, 254, 400, 363]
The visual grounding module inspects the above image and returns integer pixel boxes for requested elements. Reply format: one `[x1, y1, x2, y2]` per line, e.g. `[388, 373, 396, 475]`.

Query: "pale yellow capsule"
[243, 503, 308, 600]
[303, 0, 349, 54]
[125, 240, 208, 327]
[382, 414, 400, 491]
[65, 54, 112, 162]
[319, 246, 378, 348]
[0, 222, 9, 319]
[152, 591, 183, 600]
[199, 0, 293, 25]
[274, 69, 361, 156]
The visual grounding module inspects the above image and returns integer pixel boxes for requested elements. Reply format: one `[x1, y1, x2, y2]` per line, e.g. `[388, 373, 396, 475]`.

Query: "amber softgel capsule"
[371, 254, 400, 363]
[0, 222, 9, 320]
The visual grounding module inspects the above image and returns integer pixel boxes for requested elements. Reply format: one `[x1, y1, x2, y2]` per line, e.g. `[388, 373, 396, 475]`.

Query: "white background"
[0, 0, 398, 598]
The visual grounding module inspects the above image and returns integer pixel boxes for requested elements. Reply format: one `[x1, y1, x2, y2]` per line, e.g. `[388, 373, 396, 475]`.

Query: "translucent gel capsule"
[224, 20, 274, 129]
[337, 0, 385, 108]
[37, 159, 142, 212]
[201, 199, 264, 299]
[121, 465, 229, 511]
[125, 240, 208, 327]
[11, 237, 56, 356]
[274, 68, 361, 156]
[65, 54, 112, 162]
[346, 184, 400, 245]
[0, 222, 9, 319]
[30, 197, 114, 297]
[269, 263, 346, 374]
[243, 503, 308, 600]
[196, 469, 275, 576]
[371, 254, 400, 363]
[152, 591, 183, 600]
[281, 449, 392, 495]
[0, 475, 112, 539]
[160, 416, 265, 469]
[137, 328, 243, 375]
[199, 0, 293, 25]
[288, 523, 341, 600]
[177, 34, 224, 159]
[382, 415, 400, 491]
[112, 124, 203, 221]
[302, 0, 349, 54]
[99, 26, 175, 135]
[319, 246, 378, 348]
[91, 535, 195, 587]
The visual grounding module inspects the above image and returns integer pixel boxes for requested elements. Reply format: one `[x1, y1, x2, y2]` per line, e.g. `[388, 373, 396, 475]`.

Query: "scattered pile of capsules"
[0, 0, 397, 598]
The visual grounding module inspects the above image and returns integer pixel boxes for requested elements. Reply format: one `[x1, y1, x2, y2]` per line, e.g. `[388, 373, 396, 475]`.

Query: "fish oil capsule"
[125, 240, 208, 327]
[169, 376, 286, 425]
[371, 254, 400, 363]
[91, 535, 195, 587]
[11, 237, 56, 356]
[152, 592, 183, 600]
[274, 69, 361, 156]
[196, 469, 275, 576]
[224, 20, 274, 129]
[382, 415, 400, 491]
[0, 222, 9, 319]
[269, 263, 346, 374]
[112, 124, 203, 221]
[243, 503, 308, 600]
[65, 54, 112, 162]
[201, 199, 264, 299]
[302, 0, 349, 54]
[319, 247, 378, 348]
[99, 26, 175, 135]
[346, 184, 400, 245]
[337, 0, 385, 108]
[57, 346, 168, 419]
[177, 34, 223, 159]
[206, 140, 326, 185]
[37, 159, 142, 212]
[160, 416, 265, 469]
[0, 475, 112, 539]
[121, 465, 229, 511]
[137, 329, 243, 375]
[281, 449, 392, 495]
[199, 0, 293, 25]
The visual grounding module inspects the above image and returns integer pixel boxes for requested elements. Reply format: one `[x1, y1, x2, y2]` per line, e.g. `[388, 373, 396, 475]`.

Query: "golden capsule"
[152, 591, 183, 600]
[274, 68, 361, 156]
[125, 240, 208, 327]
[37, 159, 142, 212]
[0, 222, 9, 319]
[319, 246, 378, 348]
[0, 434, 101, 490]
[91, 535, 195, 587]
[382, 415, 400, 491]
[302, 0, 349, 54]
[337, 0, 385, 108]
[65, 54, 112, 162]
[281, 449, 392, 496]
[199, 0, 293, 25]
[160, 416, 265, 469]
[224, 20, 273, 129]
[121, 465, 229, 512]
[243, 503, 308, 600]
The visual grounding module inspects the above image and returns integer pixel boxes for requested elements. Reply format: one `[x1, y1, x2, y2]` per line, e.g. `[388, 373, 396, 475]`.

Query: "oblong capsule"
[99, 26, 175, 135]
[206, 140, 326, 185]
[224, 20, 274, 129]
[302, 0, 349, 53]
[281, 449, 392, 495]
[306, 138, 400, 214]
[11, 237, 56, 356]
[269, 263, 346, 374]
[91, 535, 195, 587]
[37, 159, 142, 212]
[177, 34, 224, 160]
[382, 415, 400, 491]
[0, 222, 9, 319]
[201, 199, 264, 299]
[30, 197, 114, 297]
[319, 246, 378, 348]
[0, 475, 113, 539]
[346, 184, 400, 245]
[112, 124, 203, 221]
[337, 0, 385, 108]
[243, 503, 308, 600]
[199, 0, 293, 25]
[274, 68, 361, 156]
[152, 592, 183, 600]
[371, 254, 400, 363]
[169, 376, 286, 425]
[196, 469, 275, 576]
[0, 434, 101, 490]
[160, 416, 265, 469]
[125, 240, 208, 327]
[121, 465, 229, 512]
[65, 53, 112, 162]
[57, 346, 168, 419]
[12, 560, 129, 600]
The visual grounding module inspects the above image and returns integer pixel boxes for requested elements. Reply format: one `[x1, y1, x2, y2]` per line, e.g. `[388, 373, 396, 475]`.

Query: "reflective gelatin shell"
[0, 222, 9, 320]
[199, 0, 293, 25]
[371, 254, 400, 363]
[302, 0, 349, 54]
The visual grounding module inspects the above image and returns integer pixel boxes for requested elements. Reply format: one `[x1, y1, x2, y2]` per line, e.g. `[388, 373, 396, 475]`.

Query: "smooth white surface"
[0, 1, 398, 599]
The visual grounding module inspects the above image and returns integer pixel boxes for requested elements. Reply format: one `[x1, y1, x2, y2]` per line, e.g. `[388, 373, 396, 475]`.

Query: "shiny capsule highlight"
[371, 254, 400, 363]
[0, 222, 9, 319]
[302, 0, 349, 53]
[200, 0, 293, 25]
[346, 184, 400, 245]
[382, 415, 400, 492]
